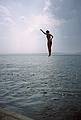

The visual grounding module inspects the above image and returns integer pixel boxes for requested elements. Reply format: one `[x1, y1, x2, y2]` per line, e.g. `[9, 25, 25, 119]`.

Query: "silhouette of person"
[40, 29, 53, 56]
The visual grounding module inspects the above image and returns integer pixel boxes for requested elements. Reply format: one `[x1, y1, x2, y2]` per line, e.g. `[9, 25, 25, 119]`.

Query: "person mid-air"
[40, 29, 53, 56]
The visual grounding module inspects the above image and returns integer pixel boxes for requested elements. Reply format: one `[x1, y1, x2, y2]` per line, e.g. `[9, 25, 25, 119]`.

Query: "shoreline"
[0, 107, 33, 120]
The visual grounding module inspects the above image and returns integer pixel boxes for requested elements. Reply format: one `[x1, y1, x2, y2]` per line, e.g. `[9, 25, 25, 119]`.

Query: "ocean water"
[0, 54, 81, 120]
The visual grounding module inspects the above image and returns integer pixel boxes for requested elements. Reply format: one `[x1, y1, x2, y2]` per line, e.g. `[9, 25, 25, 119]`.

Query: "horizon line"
[0, 52, 81, 55]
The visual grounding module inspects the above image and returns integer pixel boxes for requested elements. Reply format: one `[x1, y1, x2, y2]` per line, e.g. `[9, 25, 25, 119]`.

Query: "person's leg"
[47, 42, 50, 56]
[49, 41, 52, 56]
[49, 48, 51, 56]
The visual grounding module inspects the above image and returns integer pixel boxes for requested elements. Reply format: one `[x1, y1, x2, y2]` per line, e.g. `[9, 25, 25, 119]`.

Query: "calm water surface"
[0, 54, 81, 120]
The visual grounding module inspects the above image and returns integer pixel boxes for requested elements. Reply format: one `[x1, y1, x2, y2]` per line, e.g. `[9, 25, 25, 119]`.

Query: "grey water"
[0, 54, 81, 120]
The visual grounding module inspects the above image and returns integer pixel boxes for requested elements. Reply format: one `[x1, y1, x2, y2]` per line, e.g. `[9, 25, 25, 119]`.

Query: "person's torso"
[46, 34, 52, 42]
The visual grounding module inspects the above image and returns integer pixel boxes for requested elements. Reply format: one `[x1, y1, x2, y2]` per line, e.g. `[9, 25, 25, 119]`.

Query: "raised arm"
[40, 29, 46, 35]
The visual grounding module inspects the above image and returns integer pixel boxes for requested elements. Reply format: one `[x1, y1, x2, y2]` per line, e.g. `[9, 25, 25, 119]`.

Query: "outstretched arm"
[40, 29, 46, 35]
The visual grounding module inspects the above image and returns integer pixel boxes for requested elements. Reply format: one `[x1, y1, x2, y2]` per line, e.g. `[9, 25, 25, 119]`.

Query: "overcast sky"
[0, 0, 81, 54]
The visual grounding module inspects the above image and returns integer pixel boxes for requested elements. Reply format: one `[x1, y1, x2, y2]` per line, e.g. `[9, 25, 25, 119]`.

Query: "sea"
[0, 54, 81, 120]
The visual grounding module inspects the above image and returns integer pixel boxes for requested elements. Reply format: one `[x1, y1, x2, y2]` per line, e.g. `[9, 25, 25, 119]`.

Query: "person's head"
[46, 30, 49, 34]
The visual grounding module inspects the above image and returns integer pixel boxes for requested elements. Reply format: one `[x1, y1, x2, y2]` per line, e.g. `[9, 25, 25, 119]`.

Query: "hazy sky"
[0, 0, 81, 54]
